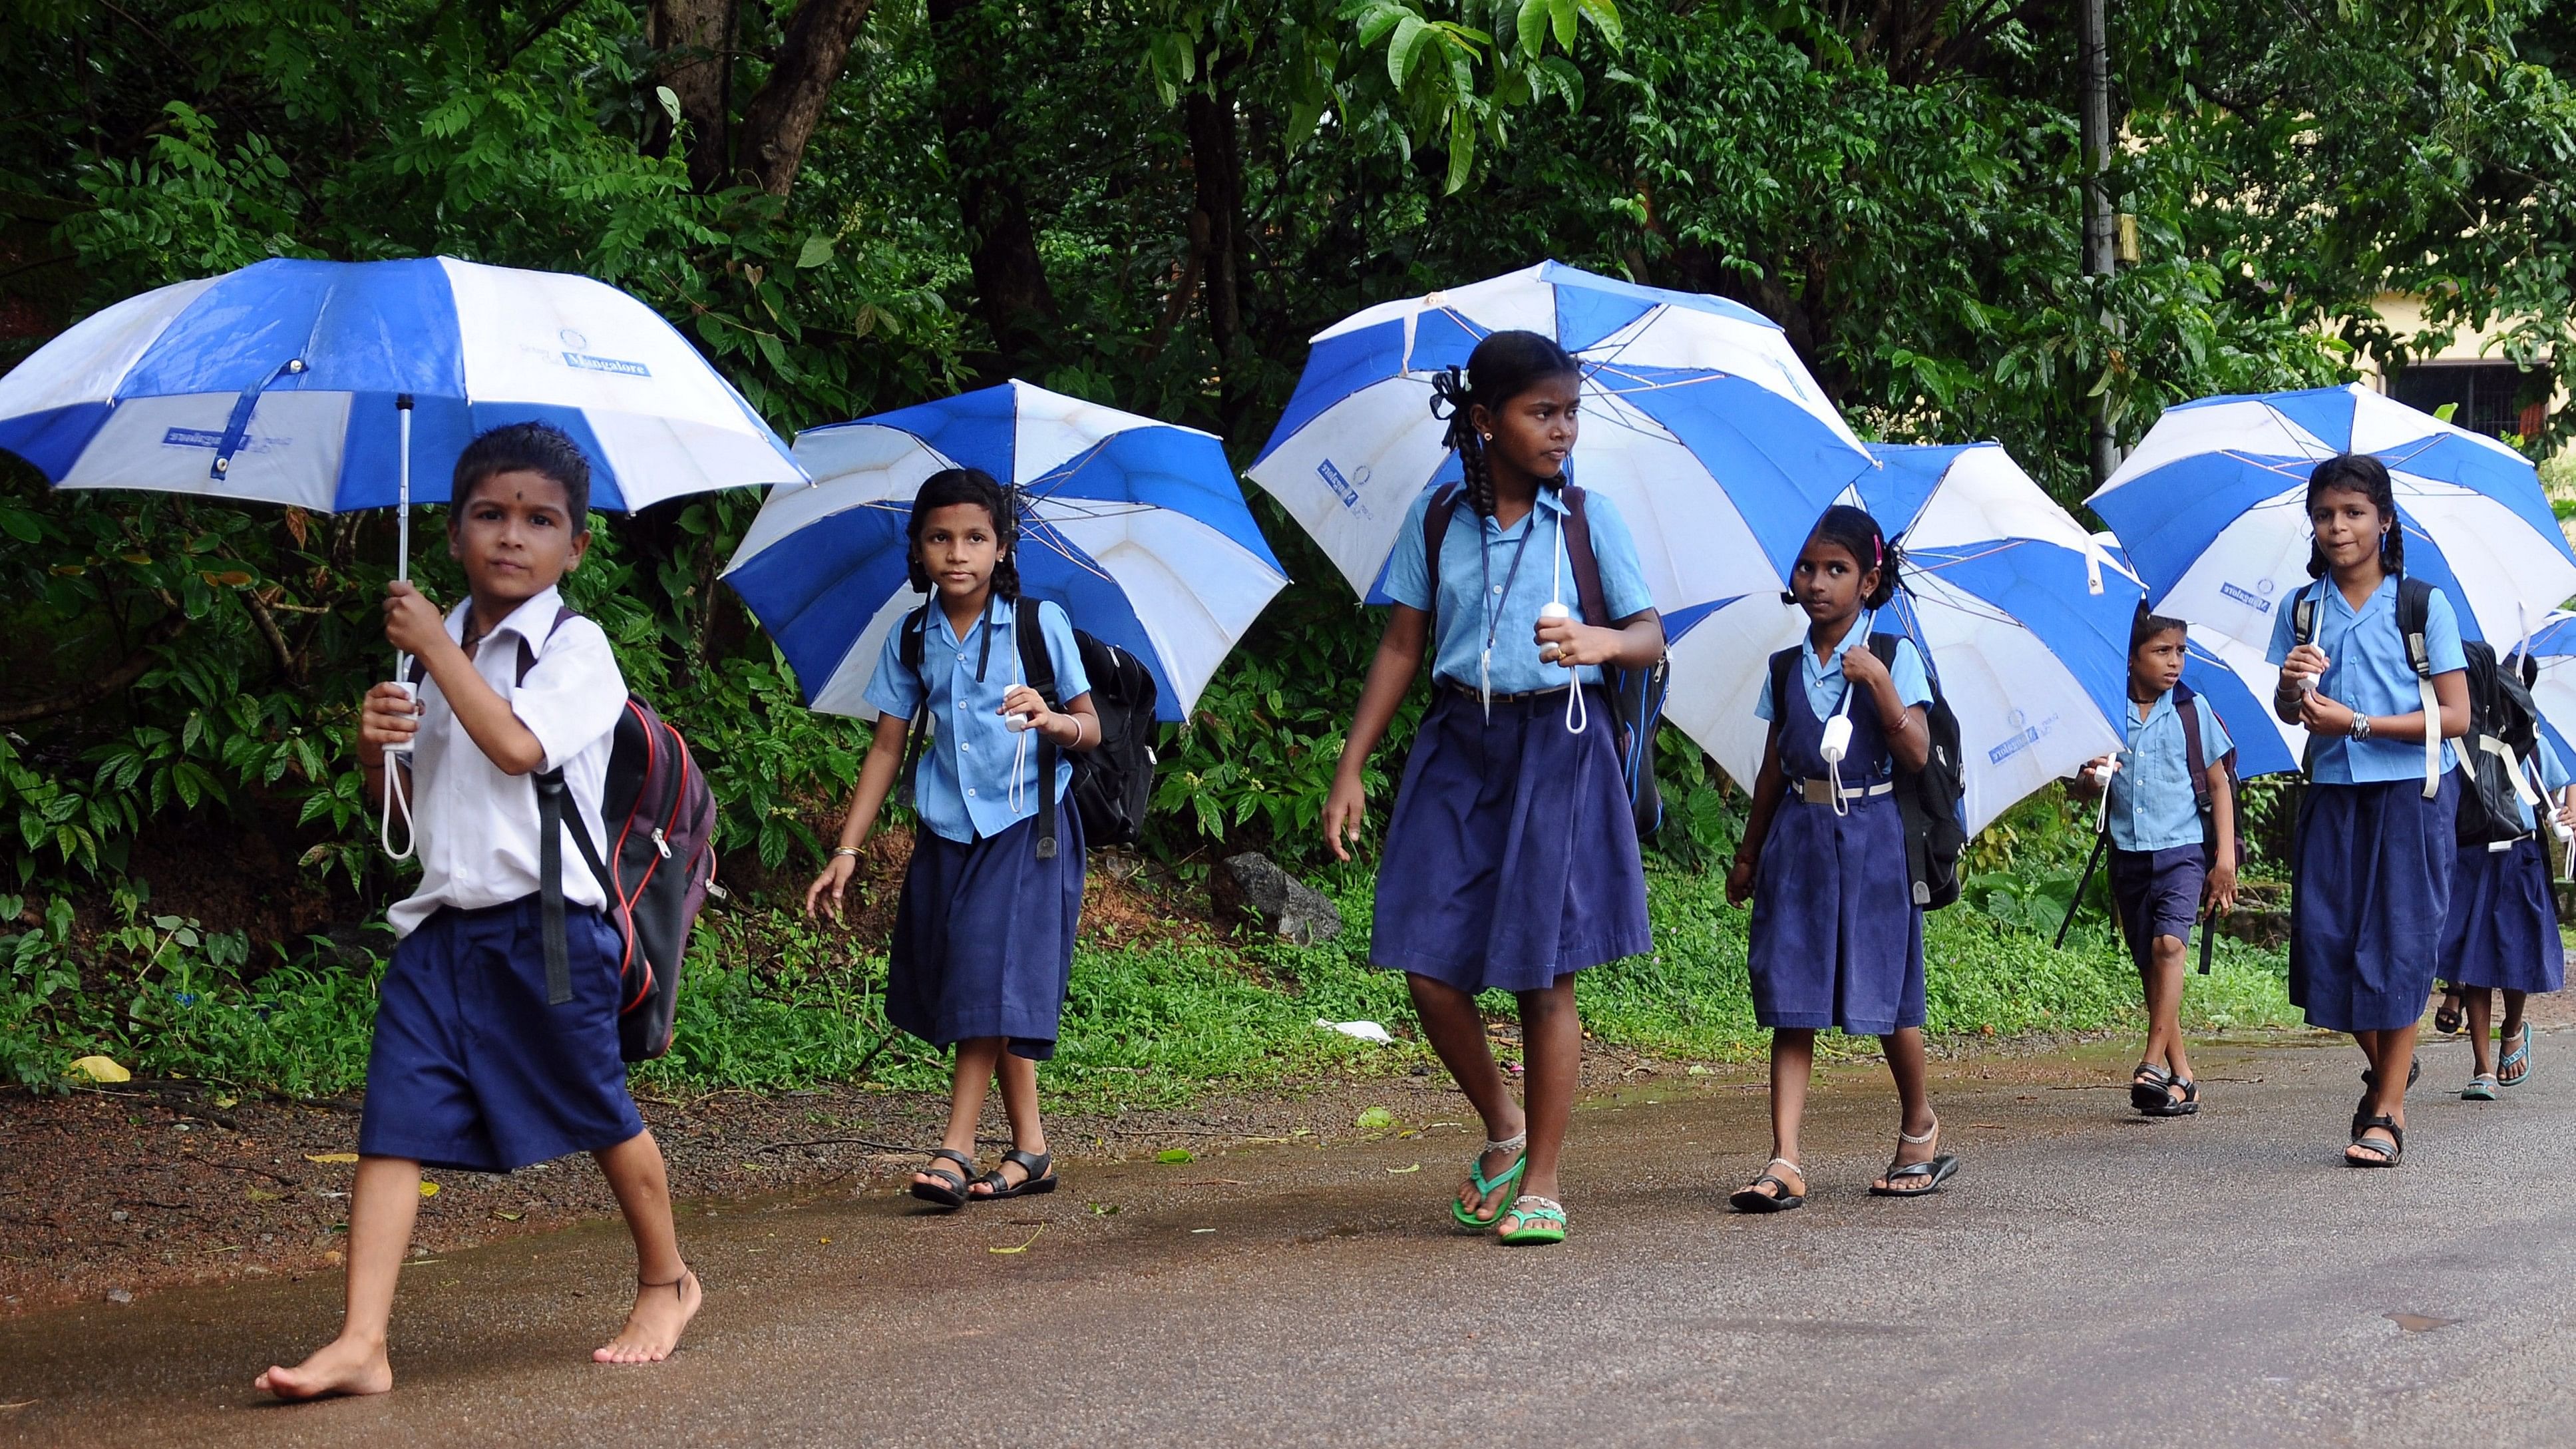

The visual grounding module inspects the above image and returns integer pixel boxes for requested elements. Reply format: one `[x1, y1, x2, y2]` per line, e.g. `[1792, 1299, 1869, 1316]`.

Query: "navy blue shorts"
[358, 895, 645, 1173]
[2109, 845, 2205, 970]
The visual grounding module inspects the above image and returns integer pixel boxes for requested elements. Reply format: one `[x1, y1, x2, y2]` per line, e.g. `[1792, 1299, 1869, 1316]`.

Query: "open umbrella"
[2087, 383, 2576, 648]
[721, 380, 1287, 722]
[2088, 534, 2303, 780]
[1244, 260, 1875, 612]
[1663, 443, 2135, 835]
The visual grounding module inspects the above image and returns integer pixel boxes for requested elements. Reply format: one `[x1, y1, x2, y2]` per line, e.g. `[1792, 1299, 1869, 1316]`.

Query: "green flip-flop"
[1496, 1194, 1568, 1246]
[1449, 1131, 1529, 1230]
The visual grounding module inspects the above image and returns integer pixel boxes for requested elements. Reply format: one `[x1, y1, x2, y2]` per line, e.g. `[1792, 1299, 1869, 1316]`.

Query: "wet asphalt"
[3, 1031, 2573, 1448]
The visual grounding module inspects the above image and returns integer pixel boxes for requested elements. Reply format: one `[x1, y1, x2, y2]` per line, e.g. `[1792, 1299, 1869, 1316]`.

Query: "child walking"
[805, 467, 1098, 1207]
[1726, 505, 1956, 1210]
[2072, 606, 2240, 1118]
[260, 423, 694, 1400]
[1322, 329, 1663, 1247]
[2439, 721, 2571, 1100]
[2267, 453, 2470, 1167]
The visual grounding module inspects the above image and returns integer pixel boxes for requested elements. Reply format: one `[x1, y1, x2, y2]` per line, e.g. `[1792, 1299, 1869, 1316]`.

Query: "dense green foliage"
[0, 0, 2569, 1078]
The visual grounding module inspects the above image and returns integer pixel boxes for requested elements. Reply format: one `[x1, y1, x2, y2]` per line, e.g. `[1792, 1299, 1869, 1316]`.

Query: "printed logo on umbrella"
[161, 427, 293, 454]
[2219, 579, 2275, 612]
[1986, 708, 2061, 766]
[1316, 458, 1368, 513]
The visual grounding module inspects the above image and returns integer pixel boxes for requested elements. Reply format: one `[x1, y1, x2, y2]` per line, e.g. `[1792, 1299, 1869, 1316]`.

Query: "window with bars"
[2387, 361, 2550, 441]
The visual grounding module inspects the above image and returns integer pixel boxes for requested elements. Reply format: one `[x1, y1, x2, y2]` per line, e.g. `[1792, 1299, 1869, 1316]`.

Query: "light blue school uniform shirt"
[1753, 615, 1934, 729]
[2106, 688, 2233, 852]
[2513, 733, 2571, 831]
[1383, 486, 1656, 695]
[2263, 576, 2466, 784]
[864, 595, 1091, 845]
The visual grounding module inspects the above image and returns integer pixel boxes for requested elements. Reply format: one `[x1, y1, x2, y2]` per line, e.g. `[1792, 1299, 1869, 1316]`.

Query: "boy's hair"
[2129, 600, 2189, 655]
[1429, 329, 1584, 520]
[905, 467, 1021, 598]
[451, 421, 594, 526]
[2304, 451, 2402, 577]
[1806, 504, 1902, 610]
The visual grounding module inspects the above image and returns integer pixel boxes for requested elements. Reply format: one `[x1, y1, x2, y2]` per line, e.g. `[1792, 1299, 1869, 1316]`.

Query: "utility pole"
[2080, 0, 2120, 488]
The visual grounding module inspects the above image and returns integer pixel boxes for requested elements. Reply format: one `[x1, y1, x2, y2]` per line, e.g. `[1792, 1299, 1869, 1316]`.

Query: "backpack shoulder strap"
[897, 604, 934, 806]
[1015, 598, 1064, 862]
[1419, 483, 1464, 627]
[2291, 581, 2321, 648]
[515, 604, 580, 688]
[2396, 576, 2436, 680]
[1559, 486, 1612, 628]
[2171, 683, 2213, 811]
[1767, 647, 1798, 731]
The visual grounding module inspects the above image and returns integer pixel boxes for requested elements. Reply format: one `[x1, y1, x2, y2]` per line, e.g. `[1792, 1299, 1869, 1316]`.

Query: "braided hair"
[1428, 329, 1583, 518]
[1807, 504, 1902, 609]
[905, 466, 1023, 600]
[2304, 452, 2405, 578]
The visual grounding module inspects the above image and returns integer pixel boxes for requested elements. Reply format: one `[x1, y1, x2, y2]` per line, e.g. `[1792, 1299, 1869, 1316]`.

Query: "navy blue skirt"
[2110, 845, 2205, 970]
[359, 896, 644, 1174]
[1372, 688, 1650, 993]
[888, 809, 1085, 1060]
[1748, 790, 1925, 1036]
[2290, 769, 2460, 1032]
[2438, 836, 2563, 994]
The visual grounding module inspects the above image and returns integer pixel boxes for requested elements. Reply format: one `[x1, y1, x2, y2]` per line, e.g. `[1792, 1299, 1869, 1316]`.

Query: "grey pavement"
[4, 1032, 2573, 1448]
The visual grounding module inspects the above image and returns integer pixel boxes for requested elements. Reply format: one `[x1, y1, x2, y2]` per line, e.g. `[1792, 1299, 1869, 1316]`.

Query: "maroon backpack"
[425, 606, 715, 1060]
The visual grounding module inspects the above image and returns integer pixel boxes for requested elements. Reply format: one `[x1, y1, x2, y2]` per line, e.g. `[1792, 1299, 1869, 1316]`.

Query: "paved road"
[6, 1032, 2575, 1448]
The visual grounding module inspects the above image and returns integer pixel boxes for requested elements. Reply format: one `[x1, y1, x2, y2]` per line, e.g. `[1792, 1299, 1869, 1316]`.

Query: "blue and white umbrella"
[2092, 534, 2303, 779]
[1245, 260, 1875, 610]
[2088, 383, 2576, 648]
[0, 256, 803, 517]
[2516, 611, 2576, 766]
[1663, 443, 2136, 835]
[721, 381, 1288, 722]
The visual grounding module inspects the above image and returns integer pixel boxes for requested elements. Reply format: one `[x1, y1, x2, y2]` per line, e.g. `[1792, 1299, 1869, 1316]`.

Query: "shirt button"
[1492, 585, 1504, 595]
[960, 742, 971, 752]
[966, 788, 978, 797]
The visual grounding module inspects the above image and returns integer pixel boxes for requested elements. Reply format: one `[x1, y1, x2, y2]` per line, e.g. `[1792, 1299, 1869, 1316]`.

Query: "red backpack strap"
[1559, 485, 1612, 628]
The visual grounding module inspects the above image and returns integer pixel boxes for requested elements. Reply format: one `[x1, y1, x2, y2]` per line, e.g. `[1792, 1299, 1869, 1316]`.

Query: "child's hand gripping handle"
[377, 678, 419, 861]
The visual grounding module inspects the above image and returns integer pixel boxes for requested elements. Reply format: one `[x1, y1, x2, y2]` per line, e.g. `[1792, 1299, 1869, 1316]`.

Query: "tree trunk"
[1185, 79, 1252, 429]
[737, 0, 877, 197]
[647, 0, 733, 191]
[927, 0, 1057, 376]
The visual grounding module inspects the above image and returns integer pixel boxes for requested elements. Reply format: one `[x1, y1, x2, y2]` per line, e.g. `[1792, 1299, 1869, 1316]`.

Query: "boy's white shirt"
[387, 584, 626, 938]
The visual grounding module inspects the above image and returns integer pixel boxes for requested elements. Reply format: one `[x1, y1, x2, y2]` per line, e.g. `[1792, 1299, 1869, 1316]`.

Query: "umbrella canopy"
[721, 381, 1286, 722]
[2087, 383, 2576, 647]
[1664, 443, 2135, 835]
[0, 256, 803, 512]
[1245, 260, 1875, 612]
[2518, 611, 2576, 765]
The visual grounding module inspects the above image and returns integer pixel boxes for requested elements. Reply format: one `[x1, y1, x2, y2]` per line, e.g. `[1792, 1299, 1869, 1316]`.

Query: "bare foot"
[255, 1335, 393, 1400]
[595, 1269, 701, 1364]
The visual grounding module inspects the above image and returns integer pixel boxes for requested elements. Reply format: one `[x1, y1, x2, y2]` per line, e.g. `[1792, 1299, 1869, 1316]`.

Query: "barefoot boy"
[259, 423, 697, 1400]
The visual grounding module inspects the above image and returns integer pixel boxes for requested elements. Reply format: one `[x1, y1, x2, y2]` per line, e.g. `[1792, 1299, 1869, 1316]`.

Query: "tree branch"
[737, 0, 878, 196]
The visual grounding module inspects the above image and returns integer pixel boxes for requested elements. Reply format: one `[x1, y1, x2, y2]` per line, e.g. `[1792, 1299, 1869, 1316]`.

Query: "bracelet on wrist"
[832, 845, 861, 859]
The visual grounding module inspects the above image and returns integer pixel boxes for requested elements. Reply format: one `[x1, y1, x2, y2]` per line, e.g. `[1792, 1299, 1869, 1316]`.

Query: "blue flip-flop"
[2500, 1026, 2533, 1086]
[2462, 1074, 2500, 1102]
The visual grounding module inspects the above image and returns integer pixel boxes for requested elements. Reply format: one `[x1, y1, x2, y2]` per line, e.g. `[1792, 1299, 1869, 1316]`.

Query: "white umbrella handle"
[382, 395, 417, 859]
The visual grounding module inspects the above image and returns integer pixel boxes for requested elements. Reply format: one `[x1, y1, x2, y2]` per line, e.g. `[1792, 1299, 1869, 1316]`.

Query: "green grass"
[4, 865, 2304, 1104]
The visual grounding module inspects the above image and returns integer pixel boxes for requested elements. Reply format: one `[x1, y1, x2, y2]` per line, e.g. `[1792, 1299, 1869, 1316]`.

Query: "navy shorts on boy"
[866, 595, 1090, 1058]
[2104, 688, 2230, 968]
[1748, 623, 1934, 1036]
[358, 587, 645, 1173]
[2267, 576, 2469, 1034]
[1370, 487, 1654, 990]
[2438, 733, 2569, 995]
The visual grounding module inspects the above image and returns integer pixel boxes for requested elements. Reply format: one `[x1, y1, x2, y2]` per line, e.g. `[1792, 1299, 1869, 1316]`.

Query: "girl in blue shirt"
[2266, 453, 2470, 1167]
[805, 467, 1099, 1208]
[1323, 330, 1664, 1247]
[2072, 607, 2239, 1118]
[1726, 505, 1956, 1210]
[2437, 705, 2573, 1100]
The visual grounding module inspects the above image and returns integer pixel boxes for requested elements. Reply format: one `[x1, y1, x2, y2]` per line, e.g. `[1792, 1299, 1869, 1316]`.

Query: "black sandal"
[2346, 1116, 2403, 1168]
[2354, 1057, 2422, 1135]
[2434, 992, 2464, 1036]
[2143, 1076, 2199, 1118]
[910, 1147, 978, 1209]
[1728, 1157, 1807, 1214]
[1868, 1124, 1960, 1197]
[973, 1148, 1057, 1199]
[2129, 1063, 2173, 1114]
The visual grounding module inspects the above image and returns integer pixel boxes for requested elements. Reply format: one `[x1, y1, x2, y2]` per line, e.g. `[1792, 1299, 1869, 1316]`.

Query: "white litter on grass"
[1316, 1019, 1396, 1044]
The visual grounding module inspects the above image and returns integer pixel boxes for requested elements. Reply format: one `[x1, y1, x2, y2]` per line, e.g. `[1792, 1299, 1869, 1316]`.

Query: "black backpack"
[1421, 483, 1670, 837]
[898, 598, 1161, 856]
[1764, 632, 1967, 909]
[2290, 576, 2444, 799]
[413, 607, 714, 1062]
[2451, 640, 2545, 848]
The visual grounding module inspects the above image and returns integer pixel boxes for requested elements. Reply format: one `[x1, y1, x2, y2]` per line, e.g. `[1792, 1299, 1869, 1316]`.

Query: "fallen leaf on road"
[418, 1181, 440, 1198]
[1183, 1178, 1248, 1186]
[1156, 1149, 1194, 1164]
[491, 1209, 524, 1222]
[988, 1226, 1045, 1255]
[1354, 1106, 1397, 1130]
[245, 1188, 279, 1202]
[1969, 1123, 2007, 1130]
[1087, 1203, 1119, 1217]
[305, 1152, 359, 1164]
[1387, 1163, 1422, 1174]
[1191, 1228, 1216, 1234]
[0, 1400, 34, 1412]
